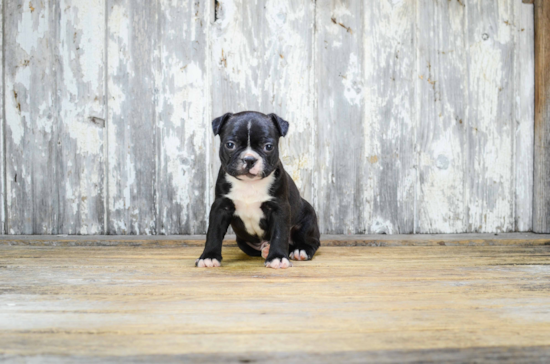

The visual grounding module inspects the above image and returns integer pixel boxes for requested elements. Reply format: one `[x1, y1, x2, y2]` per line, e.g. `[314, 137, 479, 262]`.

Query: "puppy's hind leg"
[290, 199, 320, 261]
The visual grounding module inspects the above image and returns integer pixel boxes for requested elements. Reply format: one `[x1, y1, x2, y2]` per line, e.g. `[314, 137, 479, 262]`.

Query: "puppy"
[196, 111, 320, 269]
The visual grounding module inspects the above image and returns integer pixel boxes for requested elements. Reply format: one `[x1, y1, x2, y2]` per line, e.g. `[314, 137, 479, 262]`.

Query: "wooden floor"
[1, 237, 550, 362]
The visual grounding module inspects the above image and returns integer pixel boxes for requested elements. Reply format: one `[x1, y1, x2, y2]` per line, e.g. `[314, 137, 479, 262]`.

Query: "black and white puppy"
[196, 111, 320, 269]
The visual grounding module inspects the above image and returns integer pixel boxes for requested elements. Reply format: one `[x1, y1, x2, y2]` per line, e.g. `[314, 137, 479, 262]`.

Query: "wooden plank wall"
[533, 0, 550, 233]
[1, 0, 536, 235]
[0, 0, 3, 234]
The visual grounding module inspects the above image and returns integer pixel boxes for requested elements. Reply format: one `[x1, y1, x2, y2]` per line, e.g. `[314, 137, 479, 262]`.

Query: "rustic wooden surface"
[515, 0, 535, 232]
[416, 0, 466, 233]
[5, 0, 60, 234]
[107, 0, 157, 234]
[315, 0, 365, 234]
[2, 346, 550, 364]
[534, 0, 550, 233]
[1, 232, 549, 247]
[467, 0, 516, 233]
[0, 244, 549, 362]
[1, 0, 537, 235]
[4, 0, 105, 234]
[365, 1, 416, 235]
[155, 0, 210, 235]
[0, 0, 4, 235]
[57, 0, 106, 235]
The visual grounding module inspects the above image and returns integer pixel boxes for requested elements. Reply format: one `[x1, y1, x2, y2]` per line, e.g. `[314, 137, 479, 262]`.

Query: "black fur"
[197, 111, 320, 267]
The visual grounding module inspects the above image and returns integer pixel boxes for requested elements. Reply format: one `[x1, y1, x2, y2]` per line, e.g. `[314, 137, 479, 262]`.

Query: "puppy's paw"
[289, 249, 310, 261]
[195, 258, 221, 268]
[260, 241, 270, 259]
[265, 257, 292, 269]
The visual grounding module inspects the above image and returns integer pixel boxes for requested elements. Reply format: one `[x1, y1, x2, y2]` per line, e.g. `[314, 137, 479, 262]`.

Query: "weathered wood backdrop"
[1, 0, 535, 235]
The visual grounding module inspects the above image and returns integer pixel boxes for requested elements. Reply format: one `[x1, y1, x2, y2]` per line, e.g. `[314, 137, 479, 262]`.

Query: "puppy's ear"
[268, 113, 290, 137]
[212, 113, 233, 135]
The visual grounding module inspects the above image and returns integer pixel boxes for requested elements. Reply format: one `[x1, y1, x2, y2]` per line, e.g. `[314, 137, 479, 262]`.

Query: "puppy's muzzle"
[242, 156, 258, 169]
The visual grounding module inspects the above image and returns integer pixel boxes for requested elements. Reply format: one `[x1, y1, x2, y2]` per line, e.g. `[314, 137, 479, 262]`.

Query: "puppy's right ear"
[212, 113, 233, 136]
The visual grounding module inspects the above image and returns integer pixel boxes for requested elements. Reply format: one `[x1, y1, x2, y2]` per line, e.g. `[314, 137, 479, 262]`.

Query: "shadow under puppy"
[196, 111, 320, 269]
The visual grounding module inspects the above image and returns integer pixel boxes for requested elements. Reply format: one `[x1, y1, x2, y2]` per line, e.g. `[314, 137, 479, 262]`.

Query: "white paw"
[289, 249, 308, 261]
[261, 241, 270, 259]
[265, 257, 292, 269]
[195, 258, 221, 268]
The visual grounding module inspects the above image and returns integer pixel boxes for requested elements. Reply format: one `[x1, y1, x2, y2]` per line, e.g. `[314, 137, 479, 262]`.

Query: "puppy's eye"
[265, 144, 274, 152]
[225, 142, 235, 150]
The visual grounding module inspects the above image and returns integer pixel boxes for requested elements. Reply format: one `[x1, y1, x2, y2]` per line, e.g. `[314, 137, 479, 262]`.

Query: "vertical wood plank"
[156, 0, 210, 234]
[5, 0, 59, 234]
[533, 0, 550, 232]
[362, 1, 416, 234]
[57, 0, 105, 234]
[107, 0, 157, 234]
[415, 0, 467, 233]
[0, 0, 4, 234]
[211, 0, 316, 207]
[466, 0, 515, 232]
[514, 0, 534, 232]
[315, 0, 365, 234]
[5, 0, 105, 235]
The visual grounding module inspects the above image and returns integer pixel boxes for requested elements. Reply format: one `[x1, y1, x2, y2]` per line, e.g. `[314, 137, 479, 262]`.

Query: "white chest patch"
[225, 173, 274, 238]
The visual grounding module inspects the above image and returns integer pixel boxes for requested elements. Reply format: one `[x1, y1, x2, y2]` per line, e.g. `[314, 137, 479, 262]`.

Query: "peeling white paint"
[16, 1, 48, 55]
[2, 0, 535, 235]
[342, 53, 363, 106]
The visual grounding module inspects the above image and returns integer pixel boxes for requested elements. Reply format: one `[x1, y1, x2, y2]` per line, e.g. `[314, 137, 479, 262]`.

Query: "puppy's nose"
[242, 156, 257, 169]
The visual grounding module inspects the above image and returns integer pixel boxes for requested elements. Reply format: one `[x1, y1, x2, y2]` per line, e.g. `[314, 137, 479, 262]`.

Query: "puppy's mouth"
[240, 171, 263, 180]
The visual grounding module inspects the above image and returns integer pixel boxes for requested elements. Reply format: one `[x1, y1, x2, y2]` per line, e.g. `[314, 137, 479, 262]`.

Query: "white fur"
[265, 257, 291, 269]
[196, 258, 221, 268]
[290, 249, 308, 261]
[241, 148, 264, 176]
[225, 172, 274, 237]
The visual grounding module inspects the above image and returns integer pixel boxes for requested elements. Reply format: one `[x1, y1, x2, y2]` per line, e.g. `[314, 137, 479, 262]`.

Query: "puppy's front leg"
[196, 198, 234, 268]
[264, 203, 292, 269]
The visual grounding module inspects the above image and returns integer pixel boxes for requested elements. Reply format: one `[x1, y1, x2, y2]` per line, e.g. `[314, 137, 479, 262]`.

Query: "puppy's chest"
[225, 175, 274, 237]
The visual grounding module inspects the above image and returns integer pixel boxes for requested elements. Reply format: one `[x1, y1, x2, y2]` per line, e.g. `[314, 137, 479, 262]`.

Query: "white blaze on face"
[244, 148, 264, 176]
[240, 120, 264, 176]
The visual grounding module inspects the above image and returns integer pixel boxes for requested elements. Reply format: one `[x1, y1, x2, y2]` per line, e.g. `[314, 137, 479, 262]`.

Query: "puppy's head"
[212, 111, 289, 180]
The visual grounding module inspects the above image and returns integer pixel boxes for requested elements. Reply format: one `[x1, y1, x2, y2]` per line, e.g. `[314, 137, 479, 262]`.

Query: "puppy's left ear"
[268, 113, 290, 137]
[212, 113, 233, 135]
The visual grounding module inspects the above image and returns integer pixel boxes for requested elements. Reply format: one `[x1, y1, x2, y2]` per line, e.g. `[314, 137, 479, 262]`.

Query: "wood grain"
[4, 0, 60, 234]
[107, 0, 157, 234]
[466, 0, 515, 233]
[416, 0, 467, 233]
[0, 0, 3, 234]
[1, 244, 549, 360]
[515, 0, 535, 232]
[156, 0, 210, 235]
[364, 1, 416, 234]
[57, 0, 106, 234]
[0, 232, 549, 247]
[4, 346, 548, 363]
[4, 0, 105, 234]
[534, 0, 550, 232]
[315, 0, 365, 234]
